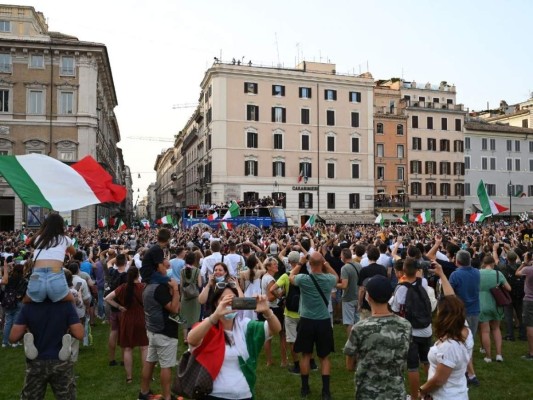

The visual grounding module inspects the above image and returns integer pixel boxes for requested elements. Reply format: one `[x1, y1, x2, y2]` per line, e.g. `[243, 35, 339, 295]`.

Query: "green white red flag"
[417, 210, 431, 224]
[477, 180, 509, 217]
[222, 201, 240, 219]
[97, 217, 107, 228]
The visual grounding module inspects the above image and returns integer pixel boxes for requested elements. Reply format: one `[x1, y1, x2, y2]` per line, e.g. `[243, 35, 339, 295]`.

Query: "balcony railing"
[374, 106, 406, 116]
[374, 195, 410, 208]
[406, 100, 464, 111]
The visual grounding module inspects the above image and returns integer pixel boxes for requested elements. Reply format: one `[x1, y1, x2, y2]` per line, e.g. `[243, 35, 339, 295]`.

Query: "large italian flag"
[0, 154, 126, 211]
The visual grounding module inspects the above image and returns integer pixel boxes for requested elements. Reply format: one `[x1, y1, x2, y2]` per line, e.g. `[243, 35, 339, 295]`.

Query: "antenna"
[275, 33, 281, 67]
[296, 42, 300, 65]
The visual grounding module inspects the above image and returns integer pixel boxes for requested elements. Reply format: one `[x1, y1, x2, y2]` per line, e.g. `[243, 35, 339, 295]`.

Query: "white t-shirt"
[260, 274, 278, 308]
[427, 329, 472, 400]
[224, 253, 245, 277]
[33, 236, 72, 261]
[389, 278, 432, 337]
[200, 252, 224, 278]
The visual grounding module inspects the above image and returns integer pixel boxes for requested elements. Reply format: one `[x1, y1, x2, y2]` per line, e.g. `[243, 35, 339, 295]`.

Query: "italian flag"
[477, 180, 509, 216]
[116, 219, 127, 231]
[0, 154, 126, 211]
[303, 214, 316, 228]
[158, 215, 173, 224]
[207, 211, 218, 221]
[223, 201, 240, 219]
[469, 213, 485, 223]
[97, 217, 107, 228]
[19, 233, 27, 242]
[188, 211, 194, 219]
[219, 221, 233, 230]
[140, 219, 150, 229]
[417, 210, 431, 224]
[297, 169, 304, 183]
[374, 213, 384, 227]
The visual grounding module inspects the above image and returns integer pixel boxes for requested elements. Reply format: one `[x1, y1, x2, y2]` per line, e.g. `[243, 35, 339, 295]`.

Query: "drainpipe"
[48, 44, 53, 155]
[316, 83, 320, 214]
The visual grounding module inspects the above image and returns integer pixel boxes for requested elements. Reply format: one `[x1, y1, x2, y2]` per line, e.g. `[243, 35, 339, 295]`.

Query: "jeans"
[2, 302, 22, 345]
[97, 287, 105, 318]
[504, 300, 526, 339]
[27, 268, 69, 302]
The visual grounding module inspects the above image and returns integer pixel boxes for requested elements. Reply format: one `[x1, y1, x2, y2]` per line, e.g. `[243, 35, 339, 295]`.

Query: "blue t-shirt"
[16, 301, 80, 360]
[80, 260, 92, 275]
[449, 266, 480, 316]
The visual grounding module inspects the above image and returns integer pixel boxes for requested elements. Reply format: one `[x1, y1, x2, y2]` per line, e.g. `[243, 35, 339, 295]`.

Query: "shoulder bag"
[490, 270, 512, 307]
[181, 268, 200, 300]
[309, 274, 329, 308]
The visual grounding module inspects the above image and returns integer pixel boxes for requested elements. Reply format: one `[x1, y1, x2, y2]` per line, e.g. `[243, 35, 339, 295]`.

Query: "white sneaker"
[23, 333, 38, 360]
[70, 338, 80, 362]
[483, 357, 492, 363]
[58, 334, 72, 361]
[496, 354, 503, 362]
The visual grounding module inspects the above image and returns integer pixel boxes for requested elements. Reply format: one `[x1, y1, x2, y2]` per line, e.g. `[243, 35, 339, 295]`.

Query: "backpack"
[285, 276, 300, 312]
[400, 278, 432, 329]
[1, 278, 27, 310]
[105, 268, 127, 296]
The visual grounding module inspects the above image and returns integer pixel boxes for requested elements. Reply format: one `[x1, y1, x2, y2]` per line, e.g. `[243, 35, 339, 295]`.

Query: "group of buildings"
[150, 59, 533, 226]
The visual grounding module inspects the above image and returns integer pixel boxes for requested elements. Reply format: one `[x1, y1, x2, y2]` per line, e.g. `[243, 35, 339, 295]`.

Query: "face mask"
[224, 306, 237, 320]
[215, 276, 225, 283]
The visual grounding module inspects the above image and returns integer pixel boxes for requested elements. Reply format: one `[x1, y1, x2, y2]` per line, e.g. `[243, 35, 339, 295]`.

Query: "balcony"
[374, 106, 406, 116]
[406, 100, 464, 111]
[374, 194, 411, 210]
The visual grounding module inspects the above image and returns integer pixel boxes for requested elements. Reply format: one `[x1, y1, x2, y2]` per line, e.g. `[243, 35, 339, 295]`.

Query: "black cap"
[365, 275, 393, 304]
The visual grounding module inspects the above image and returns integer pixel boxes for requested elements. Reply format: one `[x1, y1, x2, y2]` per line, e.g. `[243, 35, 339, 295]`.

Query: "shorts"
[109, 310, 120, 331]
[407, 336, 432, 371]
[342, 299, 359, 325]
[466, 315, 480, 337]
[146, 331, 178, 369]
[27, 268, 69, 303]
[284, 315, 299, 343]
[523, 300, 533, 327]
[332, 288, 343, 306]
[294, 317, 334, 358]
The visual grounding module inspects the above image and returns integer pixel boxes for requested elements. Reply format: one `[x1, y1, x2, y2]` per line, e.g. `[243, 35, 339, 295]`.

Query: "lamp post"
[508, 180, 513, 222]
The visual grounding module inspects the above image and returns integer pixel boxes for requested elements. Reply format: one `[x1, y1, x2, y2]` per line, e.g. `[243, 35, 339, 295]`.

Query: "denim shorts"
[27, 268, 69, 302]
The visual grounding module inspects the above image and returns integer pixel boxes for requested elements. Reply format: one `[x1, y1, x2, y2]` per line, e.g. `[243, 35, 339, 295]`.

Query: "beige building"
[154, 147, 179, 218]
[172, 60, 376, 225]
[0, 4, 129, 229]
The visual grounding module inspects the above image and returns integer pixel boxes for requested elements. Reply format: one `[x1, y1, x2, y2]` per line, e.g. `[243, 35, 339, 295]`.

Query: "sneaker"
[288, 365, 300, 375]
[466, 375, 480, 386]
[58, 334, 72, 361]
[1, 343, 6, 348]
[300, 387, 310, 398]
[479, 347, 486, 354]
[168, 313, 187, 324]
[70, 338, 80, 362]
[23, 333, 38, 360]
[496, 355, 503, 362]
[521, 354, 533, 360]
[483, 357, 492, 363]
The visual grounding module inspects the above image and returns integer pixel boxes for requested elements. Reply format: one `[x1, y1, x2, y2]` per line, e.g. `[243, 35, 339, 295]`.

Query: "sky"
[10, 0, 533, 200]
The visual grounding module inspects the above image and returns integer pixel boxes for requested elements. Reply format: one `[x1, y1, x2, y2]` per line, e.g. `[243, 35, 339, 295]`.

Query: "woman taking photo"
[187, 282, 281, 400]
[105, 267, 148, 383]
[479, 254, 511, 362]
[180, 251, 202, 342]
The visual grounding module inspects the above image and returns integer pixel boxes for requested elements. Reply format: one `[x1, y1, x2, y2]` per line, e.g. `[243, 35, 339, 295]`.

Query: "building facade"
[0, 5, 128, 229]
[154, 147, 178, 218]
[464, 121, 533, 218]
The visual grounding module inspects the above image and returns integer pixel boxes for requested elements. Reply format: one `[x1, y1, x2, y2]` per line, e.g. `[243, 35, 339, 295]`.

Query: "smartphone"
[231, 297, 257, 310]
[75, 282, 82, 291]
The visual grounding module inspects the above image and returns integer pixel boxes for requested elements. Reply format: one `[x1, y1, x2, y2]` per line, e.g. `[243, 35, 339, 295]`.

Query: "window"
[272, 192, 286, 208]
[299, 193, 313, 209]
[515, 158, 521, 171]
[506, 140, 512, 151]
[60, 56, 75, 76]
[0, 20, 10, 32]
[244, 160, 258, 176]
[441, 183, 451, 196]
[272, 161, 285, 177]
[351, 112, 359, 127]
[481, 157, 488, 170]
[301, 108, 310, 124]
[515, 140, 521, 152]
[207, 134, 212, 150]
[529, 185, 533, 197]
[324, 89, 337, 100]
[433, 97, 440, 103]
[57, 140, 77, 161]
[0, 89, 8, 112]
[244, 82, 258, 94]
[28, 90, 43, 114]
[351, 163, 360, 179]
[349, 193, 360, 209]
[529, 141, 533, 153]
[490, 139, 496, 151]
[441, 118, 448, 130]
[397, 124, 404, 135]
[206, 107, 212, 124]
[412, 116, 419, 129]
[427, 117, 433, 129]
[454, 162, 465, 175]
[299, 162, 312, 178]
[246, 105, 259, 121]
[246, 131, 258, 148]
[349, 91, 361, 103]
[454, 140, 464, 152]
[397, 144, 404, 158]
[412, 137, 422, 150]
[481, 138, 487, 150]
[397, 166, 405, 181]
[523, 119, 529, 128]
[59, 91, 74, 114]
[486, 184, 496, 196]
[490, 157, 496, 170]
[327, 163, 335, 179]
[271, 107, 286, 123]
[376, 123, 383, 134]
[426, 182, 436, 196]
[440, 139, 450, 152]
[465, 137, 470, 150]
[465, 156, 470, 170]
[464, 183, 471, 196]
[326, 110, 335, 126]
[530, 159, 533, 172]
[440, 161, 451, 175]
[299, 87, 312, 99]
[506, 158, 512, 171]
[0, 53, 12, 73]
[419, 96, 426, 102]
[327, 193, 335, 209]
[301, 134, 310, 151]
[272, 84, 285, 96]
[377, 143, 384, 157]
[30, 54, 44, 69]
[273, 133, 283, 149]
[411, 182, 422, 195]
[426, 161, 437, 174]
[455, 183, 464, 196]
[377, 166, 385, 180]
[327, 136, 335, 152]
[516, 184, 524, 196]
[455, 118, 461, 131]
[427, 138, 436, 151]
[410, 160, 422, 174]
[351, 137, 359, 153]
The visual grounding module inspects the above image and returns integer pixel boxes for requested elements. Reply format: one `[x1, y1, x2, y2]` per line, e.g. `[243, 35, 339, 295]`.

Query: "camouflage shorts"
[20, 359, 76, 400]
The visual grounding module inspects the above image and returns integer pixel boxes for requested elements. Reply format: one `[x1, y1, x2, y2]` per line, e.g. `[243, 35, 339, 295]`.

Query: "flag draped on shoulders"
[477, 180, 509, 217]
[0, 154, 126, 211]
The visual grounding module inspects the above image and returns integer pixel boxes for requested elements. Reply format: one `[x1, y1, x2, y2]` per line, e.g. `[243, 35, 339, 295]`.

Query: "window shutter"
[271, 107, 275, 122]
[255, 106, 259, 121]
[356, 92, 361, 102]
[244, 82, 247, 93]
[324, 90, 328, 100]
[254, 161, 258, 176]
[333, 90, 337, 101]
[272, 85, 276, 95]
[309, 194, 313, 208]
[282, 108, 286, 123]
[245, 161, 250, 176]
[282, 162, 285, 177]
[299, 87, 302, 98]
[247, 106, 251, 120]
[272, 162, 276, 177]
[281, 86, 285, 96]
[308, 88, 312, 98]
[299, 193, 303, 208]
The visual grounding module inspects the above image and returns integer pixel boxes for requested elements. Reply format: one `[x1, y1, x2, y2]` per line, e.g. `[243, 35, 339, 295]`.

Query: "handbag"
[490, 270, 512, 307]
[172, 350, 213, 399]
[181, 268, 199, 300]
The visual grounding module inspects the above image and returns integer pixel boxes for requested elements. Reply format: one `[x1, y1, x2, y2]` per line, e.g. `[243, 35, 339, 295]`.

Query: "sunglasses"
[215, 281, 237, 290]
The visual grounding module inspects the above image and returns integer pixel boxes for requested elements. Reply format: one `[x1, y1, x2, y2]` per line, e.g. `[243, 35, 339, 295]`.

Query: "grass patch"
[0, 321, 531, 399]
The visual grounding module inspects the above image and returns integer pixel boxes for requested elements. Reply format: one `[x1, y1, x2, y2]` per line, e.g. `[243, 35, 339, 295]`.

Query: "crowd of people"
[1, 215, 533, 399]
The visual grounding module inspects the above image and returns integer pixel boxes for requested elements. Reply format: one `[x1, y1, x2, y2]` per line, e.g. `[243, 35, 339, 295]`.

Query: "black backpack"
[285, 278, 300, 312]
[105, 268, 127, 296]
[400, 278, 432, 329]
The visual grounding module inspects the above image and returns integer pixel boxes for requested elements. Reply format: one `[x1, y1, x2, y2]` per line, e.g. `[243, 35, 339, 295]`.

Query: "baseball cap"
[269, 243, 279, 255]
[365, 275, 393, 304]
[287, 251, 300, 264]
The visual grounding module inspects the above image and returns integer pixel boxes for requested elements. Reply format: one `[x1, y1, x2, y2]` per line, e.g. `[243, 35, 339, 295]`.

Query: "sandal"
[126, 378, 133, 384]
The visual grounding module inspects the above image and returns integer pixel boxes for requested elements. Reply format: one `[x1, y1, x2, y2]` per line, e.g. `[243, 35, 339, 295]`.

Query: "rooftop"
[464, 120, 533, 135]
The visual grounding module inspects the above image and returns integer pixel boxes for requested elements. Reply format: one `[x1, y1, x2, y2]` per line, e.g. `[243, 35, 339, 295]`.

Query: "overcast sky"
[11, 0, 533, 199]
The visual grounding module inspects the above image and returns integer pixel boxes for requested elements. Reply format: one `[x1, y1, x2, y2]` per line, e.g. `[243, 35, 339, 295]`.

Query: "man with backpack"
[337, 248, 362, 337]
[390, 256, 433, 400]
